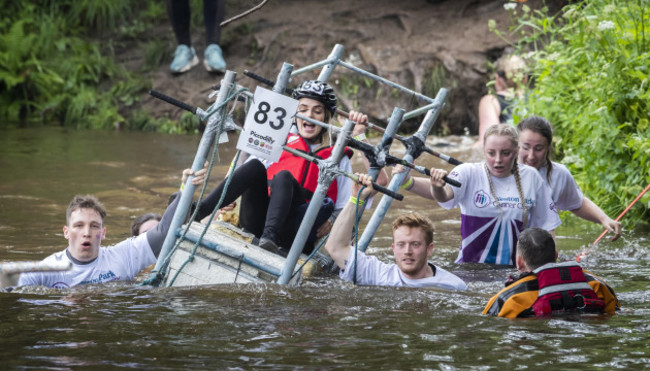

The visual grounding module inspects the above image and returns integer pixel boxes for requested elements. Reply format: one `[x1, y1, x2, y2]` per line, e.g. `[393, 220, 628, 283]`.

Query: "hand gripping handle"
[371, 182, 404, 201]
[419, 166, 462, 188]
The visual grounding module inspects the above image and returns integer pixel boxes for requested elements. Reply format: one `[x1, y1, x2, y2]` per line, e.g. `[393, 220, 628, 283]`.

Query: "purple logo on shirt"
[473, 190, 491, 208]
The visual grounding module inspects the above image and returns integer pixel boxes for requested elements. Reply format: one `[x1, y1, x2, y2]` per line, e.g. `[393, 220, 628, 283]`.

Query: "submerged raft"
[162, 221, 334, 287]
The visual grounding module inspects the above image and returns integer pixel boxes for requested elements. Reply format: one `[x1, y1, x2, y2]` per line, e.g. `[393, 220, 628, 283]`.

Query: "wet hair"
[66, 195, 107, 225]
[494, 54, 527, 88]
[131, 212, 162, 237]
[516, 115, 554, 185]
[392, 212, 435, 246]
[516, 227, 556, 270]
[483, 124, 528, 227]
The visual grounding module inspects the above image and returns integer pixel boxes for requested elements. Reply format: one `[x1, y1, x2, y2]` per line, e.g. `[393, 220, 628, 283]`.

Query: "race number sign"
[236, 86, 297, 162]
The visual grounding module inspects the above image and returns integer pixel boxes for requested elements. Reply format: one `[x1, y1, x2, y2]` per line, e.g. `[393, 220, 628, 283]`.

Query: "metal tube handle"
[412, 164, 462, 188]
[149, 90, 197, 114]
[369, 181, 403, 201]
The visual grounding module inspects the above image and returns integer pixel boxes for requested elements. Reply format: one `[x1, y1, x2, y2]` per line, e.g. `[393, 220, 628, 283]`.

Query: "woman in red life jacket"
[483, 227, 620, 318]
[194, 80, 385, 255]
[516, 116, 622, 241]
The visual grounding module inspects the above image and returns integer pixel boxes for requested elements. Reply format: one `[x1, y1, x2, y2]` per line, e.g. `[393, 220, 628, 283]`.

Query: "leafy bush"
[0, 1, 176, 131]
[492, 0, 650, 228]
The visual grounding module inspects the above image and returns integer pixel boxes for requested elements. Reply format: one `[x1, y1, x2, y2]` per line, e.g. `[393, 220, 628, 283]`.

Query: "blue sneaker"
[170, 45, 199, 74]
[204, 44, 226, 73]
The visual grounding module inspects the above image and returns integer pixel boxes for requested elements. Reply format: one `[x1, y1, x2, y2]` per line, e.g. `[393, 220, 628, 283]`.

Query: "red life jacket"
[266, 134, 353, 202]
[531, 261, 605, 316]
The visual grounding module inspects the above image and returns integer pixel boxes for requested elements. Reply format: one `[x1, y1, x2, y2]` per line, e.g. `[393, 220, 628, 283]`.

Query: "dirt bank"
[138, 0, 564, 135]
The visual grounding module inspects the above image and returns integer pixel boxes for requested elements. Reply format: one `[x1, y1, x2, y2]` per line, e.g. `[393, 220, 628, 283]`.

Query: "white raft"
[161, 221, 333, 287]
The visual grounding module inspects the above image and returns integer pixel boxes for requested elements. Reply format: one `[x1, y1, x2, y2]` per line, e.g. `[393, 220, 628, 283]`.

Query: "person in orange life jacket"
[474, 54, 528, 148]
[193, 80, 387, 255]
[483, 227, 620, 318]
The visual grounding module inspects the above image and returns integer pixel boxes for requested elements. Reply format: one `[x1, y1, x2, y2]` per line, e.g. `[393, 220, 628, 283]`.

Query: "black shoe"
[258, 238, 279, 254]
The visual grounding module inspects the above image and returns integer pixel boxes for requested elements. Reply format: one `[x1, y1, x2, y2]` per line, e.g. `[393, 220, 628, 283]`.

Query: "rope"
[352, 186, 367, 285]
[289, 187, 368, 281]
[166, 148, 243, 286]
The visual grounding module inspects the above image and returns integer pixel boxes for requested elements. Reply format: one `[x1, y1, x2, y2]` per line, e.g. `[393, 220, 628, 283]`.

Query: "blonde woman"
[403, 124, 560, 265]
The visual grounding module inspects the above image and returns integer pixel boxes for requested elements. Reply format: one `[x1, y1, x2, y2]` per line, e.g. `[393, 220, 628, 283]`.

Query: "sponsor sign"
[236, 86, 297, 161]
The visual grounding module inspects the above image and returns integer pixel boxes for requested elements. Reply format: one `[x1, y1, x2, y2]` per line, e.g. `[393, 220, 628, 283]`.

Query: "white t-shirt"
[18, 233, 156, 289]
[539, 162, 584, 211]
[440, 162, 561, 265]
[339, 249, 468, 290]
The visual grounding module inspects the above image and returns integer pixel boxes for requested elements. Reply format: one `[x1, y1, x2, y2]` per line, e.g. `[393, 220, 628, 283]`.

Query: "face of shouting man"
[63, 208, 106, 262]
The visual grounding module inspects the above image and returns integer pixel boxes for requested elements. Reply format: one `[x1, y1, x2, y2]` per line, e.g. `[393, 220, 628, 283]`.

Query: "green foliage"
[68, 0, 130, 32]
[492, 0, 650, 228]
[156, 112, 201, 134]
[0, 1, 197, 133]
[336, 74, 374, 110]
[144, 39, 171, 69]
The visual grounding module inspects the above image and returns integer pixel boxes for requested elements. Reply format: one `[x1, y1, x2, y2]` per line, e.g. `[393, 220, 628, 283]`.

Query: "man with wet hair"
[325, 174, 467, 290]
[18, 168, 207, 289]
[483, 227, 620, 318]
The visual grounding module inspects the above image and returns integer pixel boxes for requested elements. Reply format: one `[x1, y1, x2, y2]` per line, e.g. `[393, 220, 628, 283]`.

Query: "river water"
[0, 127, 648, 369]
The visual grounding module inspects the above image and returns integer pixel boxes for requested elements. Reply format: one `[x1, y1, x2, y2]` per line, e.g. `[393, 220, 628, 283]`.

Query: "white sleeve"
[334, 156, 354, 211]
[529, 172, 562, 231]
[339, 248, 386, 285]
[17, 271, 42, 286]
[109, 234, 157, 279]
[551, 164, 584, 211]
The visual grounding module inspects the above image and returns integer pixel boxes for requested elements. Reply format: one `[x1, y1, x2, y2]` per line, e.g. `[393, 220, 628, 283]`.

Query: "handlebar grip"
[445, 157, 463, 166]
[243, 70, 274, 87]
[371, 182, 404, 201]
[443, 176, 461, 188]
[244, 70, 295, 95]
[149, 90, 197, 114]
[417, 166, 461, 188]
[423, 147, 464, 166]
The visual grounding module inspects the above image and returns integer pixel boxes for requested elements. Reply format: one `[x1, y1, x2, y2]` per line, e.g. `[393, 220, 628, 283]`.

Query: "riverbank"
[135, 0, 565, 135]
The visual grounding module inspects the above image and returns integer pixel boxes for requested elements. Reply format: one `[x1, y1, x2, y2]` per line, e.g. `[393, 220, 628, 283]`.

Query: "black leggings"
[196, 159, 269, 237]
[166, 0, 226, 46]
[196, 160, 332, 251]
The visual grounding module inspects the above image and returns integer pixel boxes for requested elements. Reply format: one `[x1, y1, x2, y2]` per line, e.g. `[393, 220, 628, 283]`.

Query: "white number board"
[236, 86, 297, 162]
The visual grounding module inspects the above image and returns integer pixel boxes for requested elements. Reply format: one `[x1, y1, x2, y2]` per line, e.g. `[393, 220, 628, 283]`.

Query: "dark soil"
[134, 0, 565, 135]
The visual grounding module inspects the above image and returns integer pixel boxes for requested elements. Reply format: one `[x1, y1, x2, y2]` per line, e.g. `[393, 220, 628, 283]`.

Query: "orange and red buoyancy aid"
[483, 261, 620, 318]
[266, 134, 353, 202]
[531, 261, 605, 316]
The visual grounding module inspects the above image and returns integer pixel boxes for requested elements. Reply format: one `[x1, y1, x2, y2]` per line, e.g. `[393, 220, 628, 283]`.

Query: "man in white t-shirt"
[325, 174, 468, 291]
[17, 194, 179, 289]
[17, 168, 207, 289]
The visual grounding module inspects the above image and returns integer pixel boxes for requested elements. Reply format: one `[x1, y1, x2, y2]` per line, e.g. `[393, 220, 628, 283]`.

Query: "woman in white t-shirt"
[516, 116, 621, 240]
[403, 124, 560, 265]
